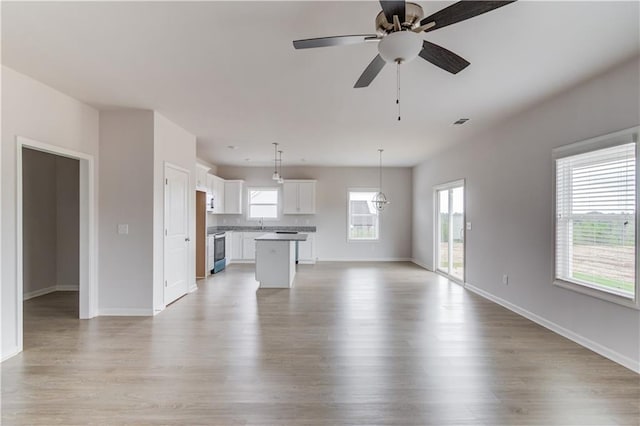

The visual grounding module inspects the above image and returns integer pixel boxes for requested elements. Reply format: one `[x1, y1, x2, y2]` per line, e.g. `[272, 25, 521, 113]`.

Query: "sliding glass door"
[436, 181, 465, 282]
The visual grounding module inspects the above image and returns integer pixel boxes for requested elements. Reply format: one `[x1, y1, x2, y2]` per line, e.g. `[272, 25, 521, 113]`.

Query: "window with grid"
[248, 188, 279, 219]
[555, 140, 637, 300]
[348, 191, 379, 240]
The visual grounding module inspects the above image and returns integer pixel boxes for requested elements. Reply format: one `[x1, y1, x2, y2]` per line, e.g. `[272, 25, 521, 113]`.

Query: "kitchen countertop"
[254, 233, 308, 241]
[207, 225, 316, 234]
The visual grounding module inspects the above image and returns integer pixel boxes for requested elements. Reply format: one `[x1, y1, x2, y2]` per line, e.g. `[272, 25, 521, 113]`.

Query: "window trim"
[552, 126, 639, 310]
[246, 186, 280, 221]
[347, 188, 381, 242]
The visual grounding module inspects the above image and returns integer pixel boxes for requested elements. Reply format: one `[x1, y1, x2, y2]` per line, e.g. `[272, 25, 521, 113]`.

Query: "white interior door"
[164, 164, 190, 305]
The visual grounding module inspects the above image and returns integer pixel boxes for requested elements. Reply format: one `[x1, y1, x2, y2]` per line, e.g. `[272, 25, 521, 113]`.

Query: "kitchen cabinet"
[207, 174, 226, 214]
[230, 232, 244, 261]
[297, 233, 316, 264]
[283, 180, 316, 214]
[196, 164, 210, 192]
[224, 180, 244, 214]
[242, 232, 258, 260]
[225, 232, 233, 265]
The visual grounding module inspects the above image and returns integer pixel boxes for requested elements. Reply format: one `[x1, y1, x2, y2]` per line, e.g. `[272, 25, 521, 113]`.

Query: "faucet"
[259, 217, 264, 230]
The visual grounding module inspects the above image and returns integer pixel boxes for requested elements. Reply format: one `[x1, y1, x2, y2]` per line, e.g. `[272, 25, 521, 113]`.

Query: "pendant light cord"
[379, 149, 383, 191]
[273, 143, 278, 175]
[396, 62, 401, 121]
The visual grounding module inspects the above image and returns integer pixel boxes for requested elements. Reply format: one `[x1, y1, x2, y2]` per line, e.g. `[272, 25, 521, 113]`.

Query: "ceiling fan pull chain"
[396, 61, 401, 121]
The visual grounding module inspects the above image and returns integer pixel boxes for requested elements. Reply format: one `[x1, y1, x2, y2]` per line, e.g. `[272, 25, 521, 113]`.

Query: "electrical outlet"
[502, 274, 509, 285]
[466, 222, 472, 231]
[117, 224, 129, 235]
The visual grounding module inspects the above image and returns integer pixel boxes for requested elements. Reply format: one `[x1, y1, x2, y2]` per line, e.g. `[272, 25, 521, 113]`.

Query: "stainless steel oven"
[212, 232, 226, 273]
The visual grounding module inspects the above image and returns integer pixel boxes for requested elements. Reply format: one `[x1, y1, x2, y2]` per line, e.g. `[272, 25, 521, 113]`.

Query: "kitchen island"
[255, 233, 308, 288]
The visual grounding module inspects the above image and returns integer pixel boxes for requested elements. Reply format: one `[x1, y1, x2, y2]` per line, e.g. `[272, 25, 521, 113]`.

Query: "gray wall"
[22, 148, 79, 297]
[56, 155, 80, 288]
[152, 112, 197, 311]
[216, 166, 413, 260]
[2, 66, 99, 359]
[22, 148, 58, 295]
[99, 110, 155, 314]
[412, 56, 640, 369]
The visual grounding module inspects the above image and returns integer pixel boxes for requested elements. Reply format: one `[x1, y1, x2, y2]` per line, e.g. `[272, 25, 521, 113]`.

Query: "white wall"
[98, 110, 155, 315]
[153, 112, 197, 310]
[216, 166, 413, 260]
[2, 66, 99, 360]
[412, 57, 640, 370]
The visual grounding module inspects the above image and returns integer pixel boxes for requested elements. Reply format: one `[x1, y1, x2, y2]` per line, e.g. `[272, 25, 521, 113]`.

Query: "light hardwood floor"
[2, 262, 639, 425]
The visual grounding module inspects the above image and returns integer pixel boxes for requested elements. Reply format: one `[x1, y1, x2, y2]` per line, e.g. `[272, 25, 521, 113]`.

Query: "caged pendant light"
[277, 150, 284, 184]
[272, 142, 281, 181]
[372, 149, 390, 211]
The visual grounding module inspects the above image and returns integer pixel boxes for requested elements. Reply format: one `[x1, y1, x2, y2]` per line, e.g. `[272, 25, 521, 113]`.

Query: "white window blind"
[555, 142, 636, 299]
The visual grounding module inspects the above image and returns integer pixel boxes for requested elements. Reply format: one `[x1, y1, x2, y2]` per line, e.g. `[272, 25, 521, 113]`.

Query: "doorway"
[16, 136, 97, 354]
[435, 180, 465, 282]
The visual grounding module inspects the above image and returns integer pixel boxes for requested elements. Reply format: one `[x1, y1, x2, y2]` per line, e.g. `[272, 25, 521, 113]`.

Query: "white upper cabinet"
[214, 176, 225, 214]
[283, 180, 316, 214]
[224, 180, 244, 214]
[196, 164, 210, 191]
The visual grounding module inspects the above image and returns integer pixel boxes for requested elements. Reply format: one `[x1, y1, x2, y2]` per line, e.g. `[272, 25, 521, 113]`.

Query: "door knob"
[185, 237, 191, 242]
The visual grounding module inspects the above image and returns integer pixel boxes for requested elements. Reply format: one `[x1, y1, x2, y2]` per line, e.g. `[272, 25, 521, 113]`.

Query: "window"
[348, 191, 379, 240]
[248, 188, 279, 219]
[554, 128, 638, 305]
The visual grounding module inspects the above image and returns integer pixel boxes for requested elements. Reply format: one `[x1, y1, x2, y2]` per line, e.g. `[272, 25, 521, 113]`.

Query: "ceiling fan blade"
[380, 0, 405, 24]
[354, 55, 386, 88]
[420, 1, 516, 32]
[418, 41, 470, 74]
[293, 34, 378, 49]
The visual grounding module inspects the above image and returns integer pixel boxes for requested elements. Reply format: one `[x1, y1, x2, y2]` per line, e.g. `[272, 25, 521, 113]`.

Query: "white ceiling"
[2, 1, 639, 167]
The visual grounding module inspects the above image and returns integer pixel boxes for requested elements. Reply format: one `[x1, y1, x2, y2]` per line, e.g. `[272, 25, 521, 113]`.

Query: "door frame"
[16, 136, 98, 351]
[163, 162, 191, 306]
[433, 179, 466, 285]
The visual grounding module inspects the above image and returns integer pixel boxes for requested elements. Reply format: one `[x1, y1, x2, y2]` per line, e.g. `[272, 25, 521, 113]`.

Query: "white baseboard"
[465, 283, 640, 373]
[229, 260, 255, 264]
[98, 308, 154, 316]
[411, 259, 432, 271]
[1, 345, 21, 362]
[23, 286, 57, 300]
[318, 258, 412, 262]
[23, 284, 80, 301]
[56, 284, 79, 291]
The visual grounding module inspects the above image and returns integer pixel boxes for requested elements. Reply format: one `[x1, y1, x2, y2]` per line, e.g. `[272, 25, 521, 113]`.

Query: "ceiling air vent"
[452, 118, 469, 126]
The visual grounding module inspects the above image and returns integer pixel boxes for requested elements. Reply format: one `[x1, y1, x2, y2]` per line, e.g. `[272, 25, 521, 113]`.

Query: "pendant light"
[271, 142, 280, 181]
[277, 150, 284, 184]
[373, 149, 390, 211]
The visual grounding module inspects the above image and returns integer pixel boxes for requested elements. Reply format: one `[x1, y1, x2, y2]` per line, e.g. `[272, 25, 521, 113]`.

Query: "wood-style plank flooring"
[2, 262, 639, 425]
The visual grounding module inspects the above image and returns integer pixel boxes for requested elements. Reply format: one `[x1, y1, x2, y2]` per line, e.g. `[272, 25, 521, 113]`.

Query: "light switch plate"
[466, 222, 472, 231]
[117, 224, 129, 235]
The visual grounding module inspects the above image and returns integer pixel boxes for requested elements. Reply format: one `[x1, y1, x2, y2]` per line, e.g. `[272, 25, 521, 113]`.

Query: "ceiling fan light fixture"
[377, 30, 422, 64]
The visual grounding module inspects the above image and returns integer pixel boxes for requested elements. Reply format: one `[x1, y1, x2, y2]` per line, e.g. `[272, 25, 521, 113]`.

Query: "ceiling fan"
[293, 1, 516, 88]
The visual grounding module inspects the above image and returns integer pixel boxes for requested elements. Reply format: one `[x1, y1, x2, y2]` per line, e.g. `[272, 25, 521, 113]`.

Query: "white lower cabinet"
[230, 232, 243, 261]
[226, 231, 316, 263]
[297, 234, 316, 264]
[242, 232, 258, 260]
